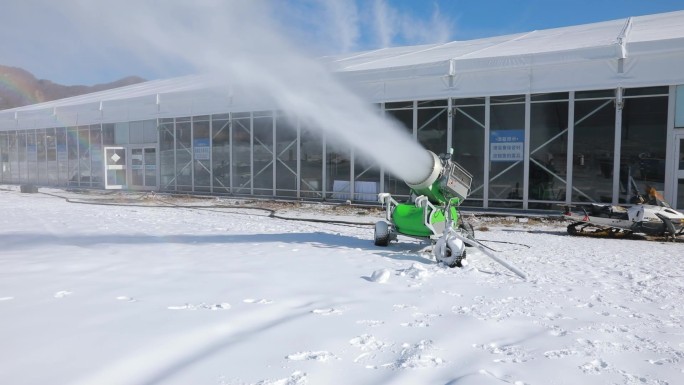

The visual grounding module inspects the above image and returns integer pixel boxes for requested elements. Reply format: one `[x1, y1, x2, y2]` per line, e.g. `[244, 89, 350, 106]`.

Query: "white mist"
[78, 1, 435, 185]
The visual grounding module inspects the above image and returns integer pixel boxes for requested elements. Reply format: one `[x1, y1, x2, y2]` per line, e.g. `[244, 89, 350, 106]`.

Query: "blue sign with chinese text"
[490, 130, 524, 162]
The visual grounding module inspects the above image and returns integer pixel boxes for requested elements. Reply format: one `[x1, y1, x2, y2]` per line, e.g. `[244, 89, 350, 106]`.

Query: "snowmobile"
[374, 149, 527, 280]
[562, 187, 684, 241]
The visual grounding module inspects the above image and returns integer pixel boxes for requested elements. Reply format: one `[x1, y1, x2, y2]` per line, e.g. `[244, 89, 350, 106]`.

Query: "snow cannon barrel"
[404, 150, 473, 205]
[404, 151, 446, 204]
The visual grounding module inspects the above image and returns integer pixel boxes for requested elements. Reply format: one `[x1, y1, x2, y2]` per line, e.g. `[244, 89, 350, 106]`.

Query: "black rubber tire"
[374, 221, 390, 246]
[447, 248, 466, 268]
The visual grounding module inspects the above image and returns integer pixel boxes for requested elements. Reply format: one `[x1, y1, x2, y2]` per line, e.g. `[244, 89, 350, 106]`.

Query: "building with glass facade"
[2, 11, 684, 212]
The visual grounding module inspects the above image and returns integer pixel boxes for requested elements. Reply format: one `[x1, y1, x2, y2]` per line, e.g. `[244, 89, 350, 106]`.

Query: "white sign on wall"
[193, 139, 210, 161]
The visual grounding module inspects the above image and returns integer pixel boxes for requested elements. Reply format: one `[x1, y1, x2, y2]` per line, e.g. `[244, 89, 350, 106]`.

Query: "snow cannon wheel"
[374, 221, 391, 246]
[434, 237, 466, 268]
[445, 247, 466, 268]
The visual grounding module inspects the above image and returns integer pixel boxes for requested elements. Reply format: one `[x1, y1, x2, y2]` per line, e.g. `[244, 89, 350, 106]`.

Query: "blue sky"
[1, 0, 682, 85]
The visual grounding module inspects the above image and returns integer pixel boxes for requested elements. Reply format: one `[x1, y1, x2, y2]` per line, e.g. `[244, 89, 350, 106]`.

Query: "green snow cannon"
[375, 149, 474, 267]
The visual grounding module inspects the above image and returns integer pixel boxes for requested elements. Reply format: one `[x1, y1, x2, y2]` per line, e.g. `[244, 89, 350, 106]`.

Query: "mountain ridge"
[0, 65, 145, 110]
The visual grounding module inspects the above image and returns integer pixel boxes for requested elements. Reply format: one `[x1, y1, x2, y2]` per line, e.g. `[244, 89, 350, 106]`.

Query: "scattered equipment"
[563, 187, 684, 241]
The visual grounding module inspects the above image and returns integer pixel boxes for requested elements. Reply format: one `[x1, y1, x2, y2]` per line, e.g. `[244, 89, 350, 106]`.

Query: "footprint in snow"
[168, 302, 231, 310]
[473, 343, 532, 363]
[54, 291, 73, 298]
[356, 320, 384, 327]
[349, 334, 386, 351]
[249, 371, 307, 385]
[116, 296, 137, 302]
[544, 349, 580, 359]
[378, 340, 445, 370]
[441, 290, 462, 297]
[311, 308, 344, 316]
[393, 304, 417, 311]
[401, 313, 441, 328]
[285, 351, 338, 362]
[579, 358, 609, 375]
[243, 298, 273, 304]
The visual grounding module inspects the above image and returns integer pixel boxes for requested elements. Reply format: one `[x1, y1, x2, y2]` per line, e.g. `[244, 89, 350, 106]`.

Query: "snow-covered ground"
[1, 187, 682, 385]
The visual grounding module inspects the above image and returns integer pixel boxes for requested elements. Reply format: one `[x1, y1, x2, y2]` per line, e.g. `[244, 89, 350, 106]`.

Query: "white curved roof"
[2, 10, 684, 130]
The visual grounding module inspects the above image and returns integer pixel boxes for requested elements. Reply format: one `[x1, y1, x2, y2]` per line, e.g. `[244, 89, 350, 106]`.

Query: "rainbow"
[0, 71, 44, 108]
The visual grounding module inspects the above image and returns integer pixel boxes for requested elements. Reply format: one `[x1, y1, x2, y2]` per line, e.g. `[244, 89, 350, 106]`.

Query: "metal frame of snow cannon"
[375, 149, 475, 267]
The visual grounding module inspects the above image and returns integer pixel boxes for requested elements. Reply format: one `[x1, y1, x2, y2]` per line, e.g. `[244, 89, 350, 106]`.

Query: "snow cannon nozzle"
[405, 150, 473, 205]
[404, 151, 443, 190]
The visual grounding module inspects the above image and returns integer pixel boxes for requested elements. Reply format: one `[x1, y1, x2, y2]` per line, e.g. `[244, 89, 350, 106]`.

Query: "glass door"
[675, 135, 684, 211]
[104, 147, 126, 189]
[129, 146, 158, 190]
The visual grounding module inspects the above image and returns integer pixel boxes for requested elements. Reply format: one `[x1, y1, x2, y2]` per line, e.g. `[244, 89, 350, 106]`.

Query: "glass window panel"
[175, 120, 192, 190]
[67, 128, 78, 185]
[130, 121, 144, 144]
[491, 94, 525, 104]
[212, 117, 231, 193]
[114, 122, 129, 145]
[575, 89, 614, 99]
[131, 148, 144, 186]
[253, 116, 273, 195]
[385, 101, 413, 109]
[143, 120, 158, 143]
[78, 127, 91, 186]
[678, 179, 684, 211]
[572, 99, 615, 203]
[300, 125, 323, 199]
[275, 114, 298, 197]
[531, 92, 569, 102]
[417, 99, 448, 107]
[102, 123, 115, 145]
[56, 128, 67, 185]
[18, 132, 27, 182]
[27, 131, 37, 183]
[489, 102, 525, 205]
[453, 105, 485, 206]
[623, 86, 668, 97]
[619, 97, 667, 203]
[90, 125, 103, 186]
[193, 119, 211, 191]
[353, 154, 380, 202]
[37, 129, 47, 184]
[327, 142, 351, 201]
[453, 97, 486, 106]
[9, 132, 19, 181]
[46, 128, 58, 185]
[253, 111, 272, 118]
[159, 120, 175, 190]
[676, 85, 684, 128]
[417, 107, 448, 155]
[144, 148, 157, 187]
[680, 139, 684, 171]
[0, 133, 7, 182]
[232, 117, 251, 194]
[529, 101, 568, 207]
[677, 139, 684, 210]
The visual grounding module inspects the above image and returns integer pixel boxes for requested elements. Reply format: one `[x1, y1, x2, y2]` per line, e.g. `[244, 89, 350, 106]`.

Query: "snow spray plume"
[71, 0, 433, 184]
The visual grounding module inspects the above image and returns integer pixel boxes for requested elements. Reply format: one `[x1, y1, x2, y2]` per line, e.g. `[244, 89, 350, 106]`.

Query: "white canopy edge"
[2, 10, 684, 131]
